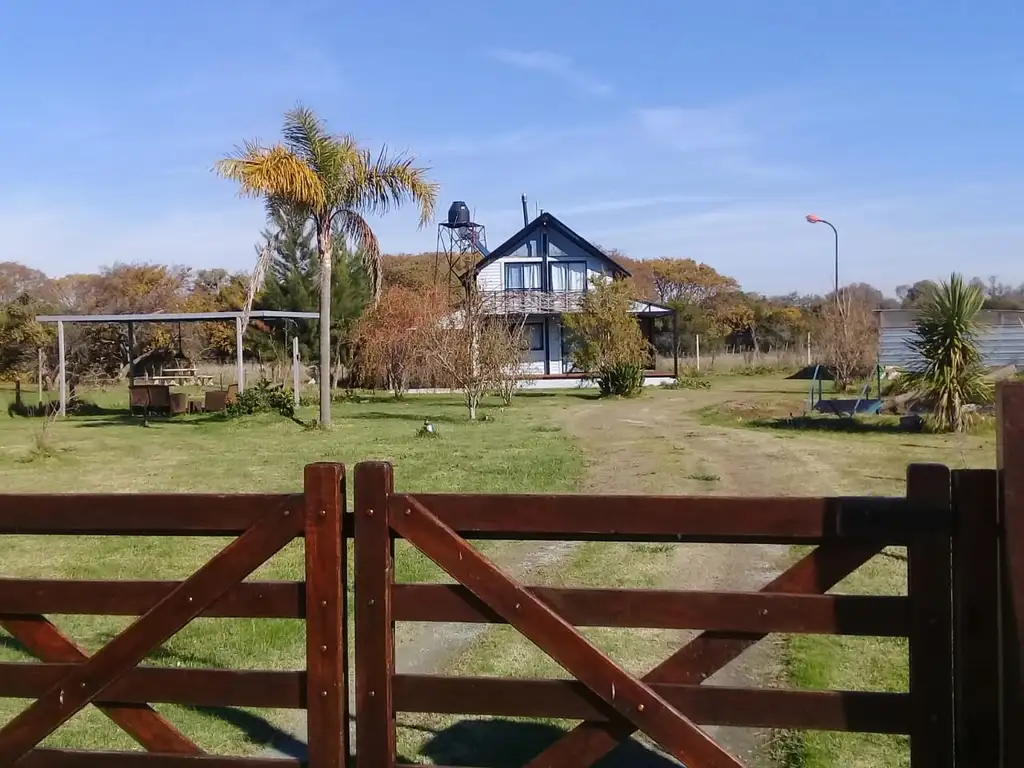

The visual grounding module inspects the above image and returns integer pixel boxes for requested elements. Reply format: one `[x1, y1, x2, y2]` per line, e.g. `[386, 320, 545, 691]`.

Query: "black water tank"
[447, 201, 471, 227]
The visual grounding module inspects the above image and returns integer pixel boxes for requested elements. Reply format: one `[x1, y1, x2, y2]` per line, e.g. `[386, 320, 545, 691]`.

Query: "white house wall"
[546, 230, 615, 287]
[477, 228, 614, 295]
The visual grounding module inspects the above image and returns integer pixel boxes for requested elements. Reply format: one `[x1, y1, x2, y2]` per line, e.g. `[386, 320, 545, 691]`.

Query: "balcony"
[480, 289, 586, 315]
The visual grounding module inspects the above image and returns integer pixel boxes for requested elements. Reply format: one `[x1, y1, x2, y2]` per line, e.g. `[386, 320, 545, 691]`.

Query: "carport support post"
[127, 321, 135, 382]
[293, 336, 300, 408]
[235, 316, 245, 393]
[672, 310, 679, 379]
[57, 320, 66, 418]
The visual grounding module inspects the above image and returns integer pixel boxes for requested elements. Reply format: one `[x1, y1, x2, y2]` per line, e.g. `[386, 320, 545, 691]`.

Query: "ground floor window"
[524, 321, 545, 351]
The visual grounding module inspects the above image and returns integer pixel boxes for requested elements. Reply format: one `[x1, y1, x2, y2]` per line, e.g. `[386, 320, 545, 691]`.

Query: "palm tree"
[216, 106, 438, 426]
[905, 273, 991, 432]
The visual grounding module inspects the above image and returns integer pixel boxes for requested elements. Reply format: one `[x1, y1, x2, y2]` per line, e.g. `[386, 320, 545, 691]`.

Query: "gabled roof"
[465, 212, 630, 278]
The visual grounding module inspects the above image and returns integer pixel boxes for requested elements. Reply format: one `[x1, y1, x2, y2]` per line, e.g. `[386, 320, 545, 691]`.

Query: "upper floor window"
[505, 262, 541, 290]
[550, 262, 586, 292]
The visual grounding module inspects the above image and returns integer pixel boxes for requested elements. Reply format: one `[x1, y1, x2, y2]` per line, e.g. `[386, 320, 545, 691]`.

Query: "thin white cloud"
[636, 106, 753, 153]
[487, 49, 613, 96]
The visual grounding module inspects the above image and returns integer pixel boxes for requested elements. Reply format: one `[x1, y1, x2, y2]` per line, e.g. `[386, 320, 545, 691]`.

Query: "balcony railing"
[481, 289, 586, 315]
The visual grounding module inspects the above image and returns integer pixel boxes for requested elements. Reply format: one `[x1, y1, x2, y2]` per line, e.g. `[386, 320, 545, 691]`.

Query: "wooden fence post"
[998, 381, 1024, 767]
[906, 463, 954, 768]
[304, 462, 347, 768]
[951, 469, 1001, 766]
[354, 462, 396, 768]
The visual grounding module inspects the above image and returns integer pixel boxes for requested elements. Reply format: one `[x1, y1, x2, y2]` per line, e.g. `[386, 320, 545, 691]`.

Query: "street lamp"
[806, 214, 838, 295]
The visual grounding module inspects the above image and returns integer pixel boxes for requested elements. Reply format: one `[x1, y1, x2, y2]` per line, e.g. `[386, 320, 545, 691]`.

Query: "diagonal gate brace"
[0, 504, 303, 765]
[0, 615, 200, 754]
[392, 496, 744, 768]
[525, 542, 884, 767]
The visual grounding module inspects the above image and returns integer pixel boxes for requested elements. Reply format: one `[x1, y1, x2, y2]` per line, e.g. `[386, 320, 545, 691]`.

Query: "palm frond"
[282, 106, 360, 196]
[353, 146, 439, 227]
[215, 141, 326, 210]
[336, 210, 382, 299]
[240, 237, 277, 331]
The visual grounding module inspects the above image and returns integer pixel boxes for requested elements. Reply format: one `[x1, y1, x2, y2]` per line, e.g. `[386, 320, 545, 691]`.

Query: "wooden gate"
[0, 463, 348, 767]
[1, 381, 1022, 766]
[353, 461, 956, 768]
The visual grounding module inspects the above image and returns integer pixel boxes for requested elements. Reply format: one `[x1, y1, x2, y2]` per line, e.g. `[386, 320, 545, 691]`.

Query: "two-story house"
[462, 212, 678, 385]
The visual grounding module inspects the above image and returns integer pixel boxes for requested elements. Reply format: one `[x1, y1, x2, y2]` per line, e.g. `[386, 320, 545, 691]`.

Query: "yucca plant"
[904, 273, 991, 432]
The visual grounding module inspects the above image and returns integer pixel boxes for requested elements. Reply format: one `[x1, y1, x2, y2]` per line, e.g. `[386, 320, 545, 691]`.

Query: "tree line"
[4, 101, 1023, 414]
[4, 235, 1020, 390]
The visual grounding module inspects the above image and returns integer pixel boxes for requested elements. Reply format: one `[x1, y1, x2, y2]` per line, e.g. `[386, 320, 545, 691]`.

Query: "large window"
[505, 262, 541, 290]
[524, 322, 544, 351]
[549, 261, 587, 292]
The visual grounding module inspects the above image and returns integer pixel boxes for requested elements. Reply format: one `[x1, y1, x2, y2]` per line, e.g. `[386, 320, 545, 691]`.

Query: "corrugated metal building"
[878, 309, 1024, 369]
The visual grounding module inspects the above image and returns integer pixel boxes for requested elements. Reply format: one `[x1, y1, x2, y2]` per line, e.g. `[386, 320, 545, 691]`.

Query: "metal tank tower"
[434, 201, 488, 291]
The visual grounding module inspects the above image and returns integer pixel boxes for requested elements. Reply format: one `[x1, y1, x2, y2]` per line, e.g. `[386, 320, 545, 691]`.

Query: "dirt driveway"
[550, 385, 850, 764]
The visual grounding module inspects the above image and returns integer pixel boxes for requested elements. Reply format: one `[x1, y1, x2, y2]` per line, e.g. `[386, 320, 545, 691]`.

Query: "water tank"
[447, 201, 471, 227]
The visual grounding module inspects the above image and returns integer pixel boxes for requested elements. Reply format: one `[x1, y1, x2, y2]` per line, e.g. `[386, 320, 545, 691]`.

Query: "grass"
[0, 386, 586, 755]
[396, 539, 687, 765]
[1, 375, 1002, 766]
[696, 383, 996, 768]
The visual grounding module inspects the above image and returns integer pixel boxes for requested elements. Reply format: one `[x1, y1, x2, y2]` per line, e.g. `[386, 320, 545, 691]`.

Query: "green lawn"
[0, 379, 1001, 766]
[0, 387, 586, 754]
[698, 389, 996, 768]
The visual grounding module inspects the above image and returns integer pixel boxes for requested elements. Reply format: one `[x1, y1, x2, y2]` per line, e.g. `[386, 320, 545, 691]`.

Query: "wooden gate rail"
[353, 461, 956, 768]
[0, 462, 348, 768]
[1, 380, 1020, 767]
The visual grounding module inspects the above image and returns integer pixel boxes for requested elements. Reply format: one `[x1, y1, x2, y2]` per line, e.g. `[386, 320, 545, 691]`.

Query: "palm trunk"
[318, 226, 333, 427]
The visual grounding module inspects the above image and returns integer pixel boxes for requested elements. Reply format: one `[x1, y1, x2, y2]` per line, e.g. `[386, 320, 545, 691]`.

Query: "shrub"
[662, 376, 712, 390]
[226, 379, 296, 419]
[903, 274, 991, 432]
[596, 362, 645, 397]
[563, 279, 651, 398]
[735, 363, 783, 377]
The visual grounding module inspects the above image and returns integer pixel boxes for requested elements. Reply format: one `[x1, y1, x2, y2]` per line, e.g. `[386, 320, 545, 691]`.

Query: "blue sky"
[1, 1, 1022, 295]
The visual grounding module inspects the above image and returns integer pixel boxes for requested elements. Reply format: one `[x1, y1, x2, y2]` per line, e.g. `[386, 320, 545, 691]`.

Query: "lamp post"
[806, 214, 839, 295]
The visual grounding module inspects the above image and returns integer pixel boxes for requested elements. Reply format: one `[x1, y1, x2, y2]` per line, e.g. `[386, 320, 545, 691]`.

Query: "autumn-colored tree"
[0, 296, 53, 381]
[353, 285, 444, 398]
[382, 253, 436, 291]
[0, 262, 51, 304]
[647, 258, 738, 306]
[216, 105, 438, 426]
[563, 278, 651, 396]
[599, 248, 657, 300]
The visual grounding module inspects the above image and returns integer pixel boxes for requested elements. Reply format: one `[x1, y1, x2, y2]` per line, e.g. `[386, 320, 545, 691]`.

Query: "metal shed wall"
[879, 314, 1024, 369]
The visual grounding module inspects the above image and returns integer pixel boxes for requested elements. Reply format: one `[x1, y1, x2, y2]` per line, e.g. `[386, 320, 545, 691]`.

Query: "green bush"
[596, 363, 645, 397]
[662, 376, 712, 390]
[736, 363, 792, 377]
[227, 379, 295, 419]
